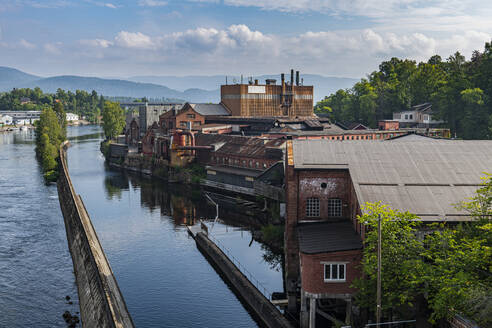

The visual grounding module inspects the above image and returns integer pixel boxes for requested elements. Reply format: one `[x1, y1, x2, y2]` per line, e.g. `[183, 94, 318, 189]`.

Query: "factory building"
[220, 70, 314, 117]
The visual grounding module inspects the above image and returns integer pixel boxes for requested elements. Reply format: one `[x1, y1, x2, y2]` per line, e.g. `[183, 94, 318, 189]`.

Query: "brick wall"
[300, 250, 362, 295]
[297, 170, 351, 221]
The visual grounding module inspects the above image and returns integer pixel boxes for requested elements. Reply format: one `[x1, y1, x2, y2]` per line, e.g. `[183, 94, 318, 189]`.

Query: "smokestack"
[281, 73, 285, 103]
[254, 79, 258, 85]
[290, 69, 294, 86]
[296, 71, 300, 86]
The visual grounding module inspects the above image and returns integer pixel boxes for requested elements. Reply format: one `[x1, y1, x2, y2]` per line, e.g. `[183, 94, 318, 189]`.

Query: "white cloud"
[19, 39, 36, 49]
[79, 38, 113, 48]
[43, 42, 62, 54]
[138, 0, 167, 6]
[73, 24, 491, 77]
[114, 31, 154, 48]
[104, 3, 116, 8]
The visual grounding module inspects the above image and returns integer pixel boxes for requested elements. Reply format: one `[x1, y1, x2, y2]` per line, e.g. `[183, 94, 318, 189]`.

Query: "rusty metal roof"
[195, 134, 286, 160]
[292, 138, 492, 221]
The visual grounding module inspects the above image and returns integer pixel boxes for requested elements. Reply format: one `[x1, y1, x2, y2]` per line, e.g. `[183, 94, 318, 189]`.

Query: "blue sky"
[0, 0, 491, 78]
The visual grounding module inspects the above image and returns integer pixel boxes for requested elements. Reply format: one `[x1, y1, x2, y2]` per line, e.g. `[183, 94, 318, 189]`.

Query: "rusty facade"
[221, 70, 314, 117]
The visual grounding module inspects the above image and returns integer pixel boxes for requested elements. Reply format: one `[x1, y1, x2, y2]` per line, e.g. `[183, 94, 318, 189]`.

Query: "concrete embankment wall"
[194, 232, 295, 328]
[57, 141, 134, 328]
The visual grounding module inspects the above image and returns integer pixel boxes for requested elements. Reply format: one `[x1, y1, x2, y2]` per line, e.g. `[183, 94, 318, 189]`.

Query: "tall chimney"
[296, 71, 300, 86]
[281, 73, 285, 103]
[290, 69, 294, 86]
[254, 79, 258, 85]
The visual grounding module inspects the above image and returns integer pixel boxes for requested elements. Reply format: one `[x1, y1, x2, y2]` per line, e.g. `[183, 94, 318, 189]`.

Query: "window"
[187, 114, 195, 119]
[409, 114, 413, 119]
[324, 263, 346, 282]
[180, 122, 187, 127]
[242, 160, 246, 167]
[255, 162, 259, 168]
[327, 198, 342, 217]
[249, 160, 253, 168]
[405, 114, 408, 119]
[306, 197, 320, 217]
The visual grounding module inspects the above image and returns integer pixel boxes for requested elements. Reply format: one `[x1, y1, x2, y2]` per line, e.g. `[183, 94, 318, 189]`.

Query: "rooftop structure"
[291, 137, 491, 221]
[220, 69, 314, 117]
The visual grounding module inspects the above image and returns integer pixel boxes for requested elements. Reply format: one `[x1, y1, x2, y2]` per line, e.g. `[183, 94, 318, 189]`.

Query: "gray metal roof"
[190, 103, 230, 116]
[292, 138, 492, 221]
[298, 221, 363, 254]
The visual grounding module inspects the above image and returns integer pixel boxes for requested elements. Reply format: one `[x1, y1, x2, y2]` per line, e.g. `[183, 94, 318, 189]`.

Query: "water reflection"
[66, 125, 285, 327]
[103, 168, 285, 284]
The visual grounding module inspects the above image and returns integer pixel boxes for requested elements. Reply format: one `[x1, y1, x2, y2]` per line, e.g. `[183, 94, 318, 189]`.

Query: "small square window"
[306, 197, 320, 217]
[327, 198, 342, 217]
[324, 263, 346, 282]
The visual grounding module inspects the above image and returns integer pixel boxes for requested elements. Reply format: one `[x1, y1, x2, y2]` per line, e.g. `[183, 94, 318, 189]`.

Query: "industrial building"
[221, 70, 314, 117]
[285, 136, 492, 327]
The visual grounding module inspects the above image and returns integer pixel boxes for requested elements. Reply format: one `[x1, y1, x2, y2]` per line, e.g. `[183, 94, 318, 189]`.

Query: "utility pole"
[376, 214, 382, 327]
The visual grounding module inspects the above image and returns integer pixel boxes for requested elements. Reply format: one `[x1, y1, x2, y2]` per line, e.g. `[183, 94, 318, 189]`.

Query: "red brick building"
[285, 136, 492, 327]
[159, 102, 230, 134]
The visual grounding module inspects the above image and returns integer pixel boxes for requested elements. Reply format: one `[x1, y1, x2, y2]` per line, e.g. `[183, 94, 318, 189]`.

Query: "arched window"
[306, 197, 320, 217]
[327, 198, 342, 217]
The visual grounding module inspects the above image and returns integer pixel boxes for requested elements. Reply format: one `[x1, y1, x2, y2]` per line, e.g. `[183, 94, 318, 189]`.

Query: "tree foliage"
[0, 87, 105, 123]
[34, 105, 66, 182]
[315, 41, 492, 139]
[102, 100, 125, 140]
[355, 175, 491, 326]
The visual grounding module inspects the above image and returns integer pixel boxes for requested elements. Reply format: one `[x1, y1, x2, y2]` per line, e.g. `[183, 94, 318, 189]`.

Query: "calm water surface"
[0, 129, 79, 327]
[0, 125, 283, 327]
[65, 126, 283, 327]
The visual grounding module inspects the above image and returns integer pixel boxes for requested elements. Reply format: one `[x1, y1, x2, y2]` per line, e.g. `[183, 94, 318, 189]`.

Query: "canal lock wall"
[194, 231, 295, 328]
[57, 141, 135, 328]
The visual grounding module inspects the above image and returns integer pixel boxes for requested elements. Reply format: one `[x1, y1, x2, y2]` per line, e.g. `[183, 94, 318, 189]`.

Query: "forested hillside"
[315, 42, 492, 139]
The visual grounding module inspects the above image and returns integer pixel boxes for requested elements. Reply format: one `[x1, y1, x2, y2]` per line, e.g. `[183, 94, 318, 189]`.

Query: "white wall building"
[0, 114, 13, 125]
[393, 103, 444, 126]
[66, 113, 79, 121]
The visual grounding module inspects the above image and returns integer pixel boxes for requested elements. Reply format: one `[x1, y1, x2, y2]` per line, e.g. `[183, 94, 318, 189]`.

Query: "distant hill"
[0, 66, 40, 90]
[129, 74, 358, 101]
[0, 66, 358, 103]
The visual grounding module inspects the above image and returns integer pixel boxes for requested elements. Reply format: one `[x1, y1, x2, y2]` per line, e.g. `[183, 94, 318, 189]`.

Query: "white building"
[0, 114, 13, 125]
[393, 103, 444, 127]
[66, 113, 79, 121]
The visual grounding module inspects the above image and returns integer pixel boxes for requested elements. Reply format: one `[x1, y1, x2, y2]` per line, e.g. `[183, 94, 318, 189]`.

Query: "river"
[0, 125, 284, 327]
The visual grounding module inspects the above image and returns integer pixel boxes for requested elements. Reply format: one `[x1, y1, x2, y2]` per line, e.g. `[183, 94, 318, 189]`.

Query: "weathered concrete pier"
[57, 141, 134, 328]
[188, 224, 295, 328]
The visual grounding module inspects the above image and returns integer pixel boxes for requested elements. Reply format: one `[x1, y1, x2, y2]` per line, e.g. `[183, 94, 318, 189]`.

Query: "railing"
[206, 232, 273, 299]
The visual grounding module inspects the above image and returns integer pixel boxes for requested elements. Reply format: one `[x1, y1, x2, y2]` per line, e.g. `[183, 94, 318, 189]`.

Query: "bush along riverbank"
[34, 102, 67, 183]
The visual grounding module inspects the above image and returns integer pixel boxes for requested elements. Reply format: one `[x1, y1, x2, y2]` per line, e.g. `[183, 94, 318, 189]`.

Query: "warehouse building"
[285, 136, 492, 327]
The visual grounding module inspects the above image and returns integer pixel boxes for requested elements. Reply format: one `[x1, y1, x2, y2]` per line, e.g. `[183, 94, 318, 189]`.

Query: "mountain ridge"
[0, 66, 358, 103]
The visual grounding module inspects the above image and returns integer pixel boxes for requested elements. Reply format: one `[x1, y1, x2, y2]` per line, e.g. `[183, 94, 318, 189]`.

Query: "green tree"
[102, 101, 125, 140]
[422, 174, 491, 326]
[353, 203, 425, 315]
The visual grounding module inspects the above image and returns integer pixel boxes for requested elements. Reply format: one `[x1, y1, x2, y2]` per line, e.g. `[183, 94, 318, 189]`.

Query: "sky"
[0, 0, 491, 79]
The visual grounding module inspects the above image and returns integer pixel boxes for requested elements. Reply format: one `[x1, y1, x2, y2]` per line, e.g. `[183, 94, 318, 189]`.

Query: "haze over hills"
[129, 74, 358, 101]
[0, 66, 358, 103]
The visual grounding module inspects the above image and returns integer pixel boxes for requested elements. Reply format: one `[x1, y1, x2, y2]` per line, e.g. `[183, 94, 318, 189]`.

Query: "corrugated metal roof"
[190, 103, 230, 116]
[195, 134, 286, 160]
[298, 221, 362, 254]
[292, 138, 492, 220]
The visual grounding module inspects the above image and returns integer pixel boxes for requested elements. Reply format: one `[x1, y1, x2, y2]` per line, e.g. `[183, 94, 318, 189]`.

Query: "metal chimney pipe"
[296, 71, 300, 86]
[290, 69, 294, 86]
